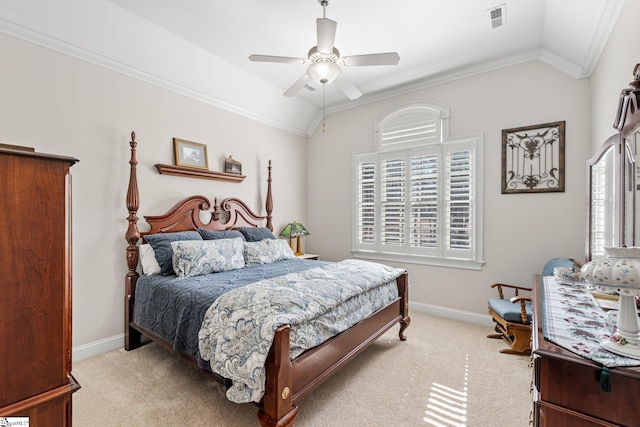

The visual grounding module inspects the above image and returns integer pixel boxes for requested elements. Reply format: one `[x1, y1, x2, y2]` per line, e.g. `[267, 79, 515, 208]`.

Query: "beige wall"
[591, 0, 640, 153]
[307, 60, 592, 321]
[0, 33, 308, 359]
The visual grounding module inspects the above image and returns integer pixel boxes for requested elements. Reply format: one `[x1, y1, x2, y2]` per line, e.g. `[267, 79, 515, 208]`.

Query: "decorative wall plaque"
[501, 121, 565, 194]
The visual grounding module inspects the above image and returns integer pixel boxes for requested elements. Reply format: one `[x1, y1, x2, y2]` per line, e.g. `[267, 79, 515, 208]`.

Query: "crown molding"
[0, 15, 314, 137]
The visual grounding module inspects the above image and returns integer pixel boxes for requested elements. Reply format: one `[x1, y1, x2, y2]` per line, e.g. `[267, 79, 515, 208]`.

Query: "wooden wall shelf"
[155, 163, 245, 182]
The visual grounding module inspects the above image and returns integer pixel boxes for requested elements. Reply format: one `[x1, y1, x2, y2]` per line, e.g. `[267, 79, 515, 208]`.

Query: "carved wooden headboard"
[124, 130, 273, 283]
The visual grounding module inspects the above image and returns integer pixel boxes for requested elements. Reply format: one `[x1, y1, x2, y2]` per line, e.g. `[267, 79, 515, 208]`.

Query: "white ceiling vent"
[488, 4, 506, 29]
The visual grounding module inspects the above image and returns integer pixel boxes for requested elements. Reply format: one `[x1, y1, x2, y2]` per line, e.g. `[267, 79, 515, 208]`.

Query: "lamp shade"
[280, 222, 310, 256]
[280, 222, 310, 237]
[307, 61, 341, 84]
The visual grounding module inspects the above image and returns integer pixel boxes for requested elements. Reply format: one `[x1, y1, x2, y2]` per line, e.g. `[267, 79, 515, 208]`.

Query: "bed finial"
[266, 160, 273, 231]
[125, 131, 140, 278]
[212, 197, 220, 222]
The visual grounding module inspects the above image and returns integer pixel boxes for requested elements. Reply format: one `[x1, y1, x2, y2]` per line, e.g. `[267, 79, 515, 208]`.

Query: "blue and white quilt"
[198, 259, 405, 403]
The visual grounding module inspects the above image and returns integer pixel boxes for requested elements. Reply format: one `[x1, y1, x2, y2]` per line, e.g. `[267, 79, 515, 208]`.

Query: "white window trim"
[375, 101, 450, 151]
[352, 102, 484, 271]
[351, 249, 485, 270]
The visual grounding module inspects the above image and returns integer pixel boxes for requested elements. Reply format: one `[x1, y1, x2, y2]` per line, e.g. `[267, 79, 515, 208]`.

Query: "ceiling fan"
[249, 0, 400, 100]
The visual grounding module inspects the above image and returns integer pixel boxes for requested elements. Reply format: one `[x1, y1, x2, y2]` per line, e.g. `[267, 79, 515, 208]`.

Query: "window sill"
[351, 250, 485, 270]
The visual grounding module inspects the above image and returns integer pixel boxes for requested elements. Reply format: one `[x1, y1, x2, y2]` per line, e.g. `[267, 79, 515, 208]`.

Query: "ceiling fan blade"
[334, 74, 362, 100]
[284, 74, 312, 97]
[342, 52, 400, 67]
[317, 18, 337, 54]
[249, 54, 305, 64]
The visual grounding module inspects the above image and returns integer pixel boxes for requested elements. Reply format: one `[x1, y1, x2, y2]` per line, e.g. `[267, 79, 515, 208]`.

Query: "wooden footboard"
[124, 132, 410, 427]
[259, 272, 409, 427]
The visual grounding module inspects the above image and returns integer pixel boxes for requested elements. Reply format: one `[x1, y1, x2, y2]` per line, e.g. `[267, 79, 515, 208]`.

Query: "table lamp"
[280, 222, 310, 256]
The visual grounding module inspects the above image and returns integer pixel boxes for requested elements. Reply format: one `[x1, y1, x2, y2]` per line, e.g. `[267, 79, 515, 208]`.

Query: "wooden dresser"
[0, 147, 80, 426]
[532, 274, 640, 427]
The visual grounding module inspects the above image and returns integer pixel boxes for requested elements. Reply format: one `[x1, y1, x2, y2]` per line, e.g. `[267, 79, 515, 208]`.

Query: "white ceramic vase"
[581, 247, 640, 359]
[581, 247, 640, 287]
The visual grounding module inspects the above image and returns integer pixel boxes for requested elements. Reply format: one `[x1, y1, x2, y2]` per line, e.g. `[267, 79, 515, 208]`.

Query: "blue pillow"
[198, 228, 245, 241]
[144, 231, 202, 275]
[238, 227, 276, 242]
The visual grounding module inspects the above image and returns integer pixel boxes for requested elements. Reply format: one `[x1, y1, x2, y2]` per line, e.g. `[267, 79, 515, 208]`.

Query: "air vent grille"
[488, 4, 506, 29]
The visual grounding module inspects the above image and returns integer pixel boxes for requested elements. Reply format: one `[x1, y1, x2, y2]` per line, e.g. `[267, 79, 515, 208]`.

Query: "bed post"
[397, 272, 411, 340]
[125, 131, 142, 350]
[266, 160, 273, 232]
[258, 325, 298, 427]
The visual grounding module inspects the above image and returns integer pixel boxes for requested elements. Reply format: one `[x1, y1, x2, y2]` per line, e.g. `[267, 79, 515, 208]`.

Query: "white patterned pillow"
[171, 238, 245, 278]
[244, 239, 295, 266]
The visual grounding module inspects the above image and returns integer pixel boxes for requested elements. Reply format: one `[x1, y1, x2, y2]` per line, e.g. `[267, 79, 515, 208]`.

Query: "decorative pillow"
[198, 228, 245, 241]
[244, 239, 295, 266]
[144, 231, 203, 276]
[239, 226, 276, 242]
[139, 244, 161, 275]
[171, 238, 245, 278]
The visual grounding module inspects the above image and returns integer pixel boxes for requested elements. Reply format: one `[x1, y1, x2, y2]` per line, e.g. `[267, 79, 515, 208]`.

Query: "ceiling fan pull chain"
[322, 83, 327, 133]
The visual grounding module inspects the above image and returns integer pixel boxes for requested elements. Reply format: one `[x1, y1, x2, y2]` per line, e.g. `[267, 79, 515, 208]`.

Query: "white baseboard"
[72, 304, 492, 362]
[409, 301, 494, 328]
[73, 334, 123, 362]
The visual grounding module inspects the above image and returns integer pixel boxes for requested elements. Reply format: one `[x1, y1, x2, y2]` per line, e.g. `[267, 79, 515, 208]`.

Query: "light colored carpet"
[73, 312, 531, 426]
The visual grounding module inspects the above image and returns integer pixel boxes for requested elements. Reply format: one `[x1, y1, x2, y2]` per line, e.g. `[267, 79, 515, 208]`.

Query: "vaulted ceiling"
[0, 0, 625, 136]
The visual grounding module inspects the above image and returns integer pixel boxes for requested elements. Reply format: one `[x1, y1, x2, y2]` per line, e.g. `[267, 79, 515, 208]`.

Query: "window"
[353, 102, 484, 270]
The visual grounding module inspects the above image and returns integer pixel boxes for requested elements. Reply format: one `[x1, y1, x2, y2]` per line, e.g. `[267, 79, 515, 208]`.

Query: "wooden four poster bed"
[124, 132, 411, 427]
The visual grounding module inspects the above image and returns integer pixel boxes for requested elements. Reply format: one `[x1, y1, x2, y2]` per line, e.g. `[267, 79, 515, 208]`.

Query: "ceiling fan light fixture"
[307, 60, 341, 84]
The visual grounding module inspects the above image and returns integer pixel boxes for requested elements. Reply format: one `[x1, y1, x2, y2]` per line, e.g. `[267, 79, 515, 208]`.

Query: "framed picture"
[173, 138, 208, 169]
[224, 155, 242, 175]
[501, 121, 565, 194]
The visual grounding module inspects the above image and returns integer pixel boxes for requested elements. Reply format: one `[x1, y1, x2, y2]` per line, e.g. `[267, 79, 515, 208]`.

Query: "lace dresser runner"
[541, 276, 640, 368]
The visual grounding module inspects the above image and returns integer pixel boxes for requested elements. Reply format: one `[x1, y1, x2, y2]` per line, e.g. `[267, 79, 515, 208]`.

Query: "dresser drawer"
[537, 355, 640, 426]
[535, 401, 619, 427]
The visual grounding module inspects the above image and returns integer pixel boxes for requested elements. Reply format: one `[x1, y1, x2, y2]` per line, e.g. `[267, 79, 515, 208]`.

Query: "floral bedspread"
[198, 259, 405, 403]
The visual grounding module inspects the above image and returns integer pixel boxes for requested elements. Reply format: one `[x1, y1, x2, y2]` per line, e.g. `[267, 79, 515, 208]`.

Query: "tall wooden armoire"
[0, 146, 80, 426]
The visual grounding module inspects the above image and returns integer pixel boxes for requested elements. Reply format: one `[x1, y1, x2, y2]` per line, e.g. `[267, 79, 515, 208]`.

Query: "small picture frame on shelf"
[174, 138, 208, 169]
[224, 155, 242, 175]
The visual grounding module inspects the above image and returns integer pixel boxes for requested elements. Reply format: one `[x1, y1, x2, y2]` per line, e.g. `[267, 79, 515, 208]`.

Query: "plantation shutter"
[356, 159, 376, 246]
[444, 143, 473, 256]
[380, 155, 405, 249]
[353, 102, 482, 268]
[590, 148, 615, 259]
[409, 151, 439, 251]
[377, 104, 443, 150]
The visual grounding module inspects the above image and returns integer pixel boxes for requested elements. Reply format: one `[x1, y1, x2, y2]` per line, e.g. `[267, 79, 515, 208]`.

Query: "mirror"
[587, 64, 640, 261]
[586, 134, 636, 260]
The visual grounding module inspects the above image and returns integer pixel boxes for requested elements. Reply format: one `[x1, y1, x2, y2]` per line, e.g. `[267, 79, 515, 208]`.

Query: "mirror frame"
[586, 64, 640, 261]
[586, 133, 633, 260]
